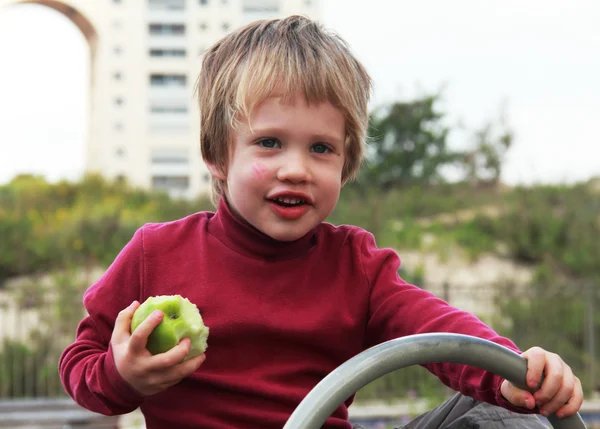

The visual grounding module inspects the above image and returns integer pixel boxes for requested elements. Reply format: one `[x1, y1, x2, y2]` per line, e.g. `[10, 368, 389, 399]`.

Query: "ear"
[206, 162, 227, 181]
[341, 172, 352, 187]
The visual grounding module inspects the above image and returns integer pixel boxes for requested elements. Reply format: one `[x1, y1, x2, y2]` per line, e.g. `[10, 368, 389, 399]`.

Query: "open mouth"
[269, 197, 308, 207]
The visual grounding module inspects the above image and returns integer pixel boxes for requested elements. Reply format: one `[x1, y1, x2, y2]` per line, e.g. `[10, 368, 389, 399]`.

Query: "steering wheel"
[283, 333, 587, 429]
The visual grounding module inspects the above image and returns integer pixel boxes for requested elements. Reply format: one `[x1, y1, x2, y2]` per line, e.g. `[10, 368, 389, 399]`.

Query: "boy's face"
[211, 93, 346, 242]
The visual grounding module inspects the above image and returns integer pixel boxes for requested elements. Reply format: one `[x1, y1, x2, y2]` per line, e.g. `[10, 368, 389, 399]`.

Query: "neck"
[207, 197, 319, 259]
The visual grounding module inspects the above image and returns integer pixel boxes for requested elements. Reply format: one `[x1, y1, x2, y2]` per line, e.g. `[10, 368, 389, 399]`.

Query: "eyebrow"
[249, 126, 345, 145]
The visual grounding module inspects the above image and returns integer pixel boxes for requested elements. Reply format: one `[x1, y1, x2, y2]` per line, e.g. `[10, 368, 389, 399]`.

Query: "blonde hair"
[195, 15, 372, 205]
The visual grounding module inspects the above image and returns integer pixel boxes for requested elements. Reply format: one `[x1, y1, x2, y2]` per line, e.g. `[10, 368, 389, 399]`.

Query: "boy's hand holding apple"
[110, 297, 209, 396]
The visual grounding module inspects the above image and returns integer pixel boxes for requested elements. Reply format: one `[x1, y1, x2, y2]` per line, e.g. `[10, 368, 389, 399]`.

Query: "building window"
[149, 103, 188, 130]
[199, 0, 208, 5]
[149, 48, 186, 57]
[114, 71, 122, 80]
[150, 105, 188, 114]
[150, 74, 187, 87]
[304, 0, 312, 5]
[115, 122, 124, 131]
[149, 23, 185, 35]
[114, 46, 123, 55]
[115, 146, 126, 157]
[243, 0, 279, 12]
[113, 0, 122, 3]
[152, 175, 190, 190]
[222, 22, 230, 32]
[149, 95, 189, 129]
[115, 97, 124, 106]
[203, 173, 210, 183]
[199, 22, 208, 31]
[148, 0, 185, 10]
[151, 150, 189, 164]
[150, 151, 190, 194]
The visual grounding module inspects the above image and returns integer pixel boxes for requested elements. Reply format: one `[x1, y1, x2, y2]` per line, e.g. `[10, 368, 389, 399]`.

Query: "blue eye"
[258, 138, 280, 149]
[311, 143, 330, 154]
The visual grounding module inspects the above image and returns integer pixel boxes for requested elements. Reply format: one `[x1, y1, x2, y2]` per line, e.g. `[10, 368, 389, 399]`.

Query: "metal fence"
[0, 299, 66, 399]
[0, 398, 120, 428]
[0, 278, 597, 402]
[0, 269, 95, 399]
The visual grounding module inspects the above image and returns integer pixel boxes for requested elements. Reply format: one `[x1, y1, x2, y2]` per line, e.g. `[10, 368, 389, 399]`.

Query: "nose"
[276, 151, 312, 183]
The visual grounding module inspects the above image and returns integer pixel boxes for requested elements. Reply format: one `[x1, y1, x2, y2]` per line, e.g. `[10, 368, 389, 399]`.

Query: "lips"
[270, 196, 306, 206]
[267, 191, 313, 206]
[268, 200, 310, 220]
[266, 192, 313, 220]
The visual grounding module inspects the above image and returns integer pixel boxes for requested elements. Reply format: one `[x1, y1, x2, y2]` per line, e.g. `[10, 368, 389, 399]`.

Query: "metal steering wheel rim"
[283, 333, 586, 429]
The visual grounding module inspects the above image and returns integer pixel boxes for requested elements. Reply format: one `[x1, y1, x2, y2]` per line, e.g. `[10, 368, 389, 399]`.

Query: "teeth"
[274, 197, 305, 204]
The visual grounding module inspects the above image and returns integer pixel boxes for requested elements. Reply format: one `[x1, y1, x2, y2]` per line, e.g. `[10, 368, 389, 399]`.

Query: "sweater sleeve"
[59, 228, 146, 415]
[359, 231, 534, 413]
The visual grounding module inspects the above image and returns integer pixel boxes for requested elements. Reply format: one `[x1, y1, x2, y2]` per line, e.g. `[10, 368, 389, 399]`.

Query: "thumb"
[500, 379, 536, 410]
[111, 301, 140, 345]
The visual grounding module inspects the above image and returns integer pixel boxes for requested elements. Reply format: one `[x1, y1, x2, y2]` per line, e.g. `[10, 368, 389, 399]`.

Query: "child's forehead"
[244, 91, 341, 117]
[231, 94, 346, 146]
[232, 93, 343, 132]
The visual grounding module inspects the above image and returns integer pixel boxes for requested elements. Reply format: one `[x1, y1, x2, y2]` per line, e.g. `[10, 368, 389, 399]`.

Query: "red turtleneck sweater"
[59, 199, 526, 429]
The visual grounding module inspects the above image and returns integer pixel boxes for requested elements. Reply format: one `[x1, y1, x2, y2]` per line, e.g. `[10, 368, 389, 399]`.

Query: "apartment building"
[0, 0, 320, 198]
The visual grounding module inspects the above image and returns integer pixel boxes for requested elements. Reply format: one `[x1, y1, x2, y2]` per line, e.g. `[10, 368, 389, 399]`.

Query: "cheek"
[251, 162, 269, 181]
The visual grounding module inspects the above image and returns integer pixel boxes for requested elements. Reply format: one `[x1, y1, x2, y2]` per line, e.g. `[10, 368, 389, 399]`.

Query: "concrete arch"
[2, 0, 97, 76]
[0, 0, 100, 182]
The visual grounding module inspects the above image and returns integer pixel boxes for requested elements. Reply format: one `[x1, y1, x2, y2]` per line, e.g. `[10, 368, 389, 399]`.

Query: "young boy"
[59, 15, 583, 429]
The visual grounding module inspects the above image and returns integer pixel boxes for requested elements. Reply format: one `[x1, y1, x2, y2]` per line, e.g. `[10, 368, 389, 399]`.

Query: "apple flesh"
[130, 295, 209, 360]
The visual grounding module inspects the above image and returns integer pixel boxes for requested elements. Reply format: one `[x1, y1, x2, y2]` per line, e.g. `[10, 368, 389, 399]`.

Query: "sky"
[0, 0, 598, 186]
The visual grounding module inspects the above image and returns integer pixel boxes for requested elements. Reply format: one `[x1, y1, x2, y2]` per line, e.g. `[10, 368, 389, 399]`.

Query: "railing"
[0, 398, 119, 428]
[0, 298, 66, 399]
[0, 277, 597, 427]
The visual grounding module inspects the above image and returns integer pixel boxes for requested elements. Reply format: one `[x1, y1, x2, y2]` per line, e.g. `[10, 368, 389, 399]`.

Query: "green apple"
[130, 295, 209, 360]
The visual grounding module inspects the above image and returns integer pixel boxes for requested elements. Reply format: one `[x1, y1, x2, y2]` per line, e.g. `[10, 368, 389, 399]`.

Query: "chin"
[270, 233, 304, 242]
[267, 228, 311, 242]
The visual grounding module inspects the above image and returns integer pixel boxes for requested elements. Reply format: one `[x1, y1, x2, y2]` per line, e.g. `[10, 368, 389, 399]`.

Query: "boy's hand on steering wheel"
[110, 301, 207, 396]
[500, 346, 583, 419]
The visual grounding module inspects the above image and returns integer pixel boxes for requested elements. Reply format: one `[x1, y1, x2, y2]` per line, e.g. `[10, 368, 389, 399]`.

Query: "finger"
[129, 310, 164, 354]
[163, 353, 207, 386]
[539, 365, 575, 416]
[522, 347, 546, 390]
[148, 337, 193, 369]
[555, 377, 584, 419]
[500, 379, 535, 409]
[534, 355, 564, 405]
[111, 301, 140, 344]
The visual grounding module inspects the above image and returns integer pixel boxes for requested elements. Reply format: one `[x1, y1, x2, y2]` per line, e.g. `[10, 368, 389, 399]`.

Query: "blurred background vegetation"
[0, 92, 598, 403]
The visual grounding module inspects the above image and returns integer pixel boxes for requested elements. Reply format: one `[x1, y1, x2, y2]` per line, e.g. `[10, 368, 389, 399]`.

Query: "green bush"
[0, 174, 212, 285]
[496, 184, 600, 277]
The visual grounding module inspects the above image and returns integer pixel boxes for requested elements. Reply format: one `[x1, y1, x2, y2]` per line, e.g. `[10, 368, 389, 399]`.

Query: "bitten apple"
[130, 295, 209, 360]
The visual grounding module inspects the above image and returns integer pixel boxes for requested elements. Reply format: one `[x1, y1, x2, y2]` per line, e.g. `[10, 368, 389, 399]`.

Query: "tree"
[491, 185, 600, 395]
[463, 109, 513, 186]
[357, 94, 463, 191]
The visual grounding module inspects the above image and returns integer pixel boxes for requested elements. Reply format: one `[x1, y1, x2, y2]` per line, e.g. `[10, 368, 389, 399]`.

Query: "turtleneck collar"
[207, 197, 319, 260]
